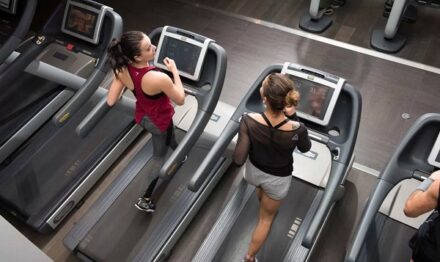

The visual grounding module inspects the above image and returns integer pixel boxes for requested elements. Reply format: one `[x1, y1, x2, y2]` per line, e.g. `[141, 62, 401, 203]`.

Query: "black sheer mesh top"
[233, 113, 311, 177]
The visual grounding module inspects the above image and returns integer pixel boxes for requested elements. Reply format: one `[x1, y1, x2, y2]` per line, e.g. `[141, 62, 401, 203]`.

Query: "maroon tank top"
[127, 64, 174, 132]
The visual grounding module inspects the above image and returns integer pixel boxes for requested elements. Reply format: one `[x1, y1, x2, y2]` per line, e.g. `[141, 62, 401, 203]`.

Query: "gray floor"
[5, 0, 440, 261]
[181, 0, 440, 68]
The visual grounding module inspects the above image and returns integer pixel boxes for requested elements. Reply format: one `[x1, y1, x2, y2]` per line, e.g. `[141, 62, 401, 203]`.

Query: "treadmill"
[0, 0, 142, 233]
[0, 0, 37, 67]
[64, 26, 228, 262]
[346, 113, 440, 262]
[190, 62, 361, 262]
[299, 0, 333, 33]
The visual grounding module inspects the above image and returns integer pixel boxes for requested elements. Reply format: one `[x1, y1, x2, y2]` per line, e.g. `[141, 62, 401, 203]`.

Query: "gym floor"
[6, 0, 440, 261]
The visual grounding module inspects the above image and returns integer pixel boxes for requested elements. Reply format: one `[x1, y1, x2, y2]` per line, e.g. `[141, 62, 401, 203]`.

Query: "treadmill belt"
[359, 213, 415, 262]
[214, 178, 319, 262]
[77, 130, 214, 262]
[0, 93, 133, 219]
[0, 73, 64, 146]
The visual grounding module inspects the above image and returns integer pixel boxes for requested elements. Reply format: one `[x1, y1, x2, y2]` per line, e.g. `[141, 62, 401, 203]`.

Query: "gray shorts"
[244, 161, 292, 200]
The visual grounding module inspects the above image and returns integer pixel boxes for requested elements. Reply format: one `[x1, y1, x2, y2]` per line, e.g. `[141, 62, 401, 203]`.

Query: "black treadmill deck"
[75, 130, 218, 261]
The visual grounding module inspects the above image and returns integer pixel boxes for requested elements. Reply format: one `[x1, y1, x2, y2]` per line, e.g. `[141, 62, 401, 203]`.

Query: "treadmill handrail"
[0, 0, 38, 66]
[5, 51, 95, 91]
[75, 91, 135, 137]
[159, 42, 227, 178]
[52, 9, 123, 126]
[188, 120, 239, 191]
[308, 130, 330, 144]
[76, 97, 111, 137]
[0, 35, 51, 87]
[345, 179, 393, 262]
[302, 161, 348, 248]
[302, 84, 362, 248]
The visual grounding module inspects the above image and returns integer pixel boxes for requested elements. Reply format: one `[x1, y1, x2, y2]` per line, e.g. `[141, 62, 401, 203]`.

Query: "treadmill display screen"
[154, 27, 211, 81]
[65, 5, 98, 39]
[287, 75, 334, 121]
[61, 0, 109, 44]
[281, 63, 344, 126]
[157, 37, 201, 77]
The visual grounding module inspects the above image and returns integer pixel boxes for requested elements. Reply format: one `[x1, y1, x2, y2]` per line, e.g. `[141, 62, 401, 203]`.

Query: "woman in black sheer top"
[234, 73, 311, 262]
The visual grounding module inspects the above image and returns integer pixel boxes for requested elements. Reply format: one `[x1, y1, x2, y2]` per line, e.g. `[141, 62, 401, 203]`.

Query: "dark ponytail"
[107, 31, 144, 75]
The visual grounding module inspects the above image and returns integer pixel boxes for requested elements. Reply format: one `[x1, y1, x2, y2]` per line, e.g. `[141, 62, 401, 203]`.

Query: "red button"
[66, 43, 74, 51]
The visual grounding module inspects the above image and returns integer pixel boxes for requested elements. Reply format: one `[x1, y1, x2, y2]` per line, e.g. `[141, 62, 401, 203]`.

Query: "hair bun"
[286, 89, 300, 107]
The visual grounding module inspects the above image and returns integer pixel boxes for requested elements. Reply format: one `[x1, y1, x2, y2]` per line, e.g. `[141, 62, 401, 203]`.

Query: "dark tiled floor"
[183, 0, 440, 68]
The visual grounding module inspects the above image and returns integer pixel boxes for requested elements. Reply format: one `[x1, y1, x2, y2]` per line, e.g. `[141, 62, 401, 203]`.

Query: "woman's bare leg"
[246, 190, 282, 260]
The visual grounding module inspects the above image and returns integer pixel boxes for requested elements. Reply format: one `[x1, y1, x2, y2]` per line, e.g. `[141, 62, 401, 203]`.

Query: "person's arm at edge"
[233, 117, 250, 166]
[404, 171, 440, 217]
[107, 75, 126, 106]
[297, 124, 312, 153]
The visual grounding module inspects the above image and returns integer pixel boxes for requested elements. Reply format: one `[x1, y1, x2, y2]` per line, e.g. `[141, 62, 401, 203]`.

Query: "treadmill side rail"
[159, 42, 227, 179]
[302, 161, 347, 248]
[188, 120, 239, 192]
[345, 180, 393, 262]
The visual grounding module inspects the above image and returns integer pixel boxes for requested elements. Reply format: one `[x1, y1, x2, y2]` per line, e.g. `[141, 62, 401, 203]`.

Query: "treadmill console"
[0, 0, 17, 14]
[428, 131, 440, 168]
[61, 0, 112, 44]
[154, 26, 213, 81]
[281, 62, 344, 126]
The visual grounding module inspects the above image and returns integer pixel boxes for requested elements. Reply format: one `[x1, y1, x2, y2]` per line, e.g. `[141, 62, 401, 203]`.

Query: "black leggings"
[139, 117, 178, 199]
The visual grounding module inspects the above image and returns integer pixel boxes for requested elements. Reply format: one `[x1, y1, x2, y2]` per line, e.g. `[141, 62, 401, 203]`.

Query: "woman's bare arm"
[107, 76, 126, 106]
[404, 171, 440, 217]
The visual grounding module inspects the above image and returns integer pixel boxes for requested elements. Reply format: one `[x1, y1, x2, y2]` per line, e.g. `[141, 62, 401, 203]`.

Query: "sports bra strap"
[274, 118, 290, 129]
[261, 113, 273, 128]
[261, 113, 289, 129]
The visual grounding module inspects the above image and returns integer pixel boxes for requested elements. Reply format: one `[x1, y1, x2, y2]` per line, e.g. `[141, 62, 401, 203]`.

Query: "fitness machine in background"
[346, 114, 440, 262]
[0, 0, 37, 66]
[0, 0, 126, 233]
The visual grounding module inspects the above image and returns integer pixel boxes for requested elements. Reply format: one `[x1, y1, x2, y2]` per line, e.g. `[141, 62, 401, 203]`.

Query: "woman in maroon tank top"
[106, 31, 185, 213]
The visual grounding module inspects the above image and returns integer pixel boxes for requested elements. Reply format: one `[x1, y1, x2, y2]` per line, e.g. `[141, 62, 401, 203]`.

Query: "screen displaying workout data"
[156, 36, 202, 78]
[64, 4, 98, 40]
[286, 75, 334, 121]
